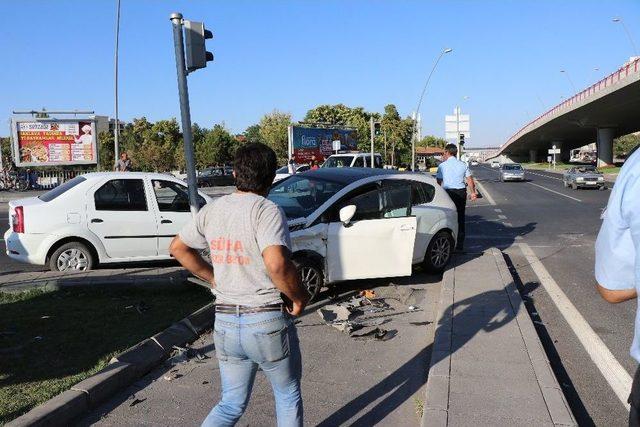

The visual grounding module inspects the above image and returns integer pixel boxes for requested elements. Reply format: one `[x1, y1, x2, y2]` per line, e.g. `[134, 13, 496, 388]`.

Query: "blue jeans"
[201, 311, 303, 427]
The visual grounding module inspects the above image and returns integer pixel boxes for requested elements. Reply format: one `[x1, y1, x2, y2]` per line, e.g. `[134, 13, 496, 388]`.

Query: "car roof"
[80, 172, 183, 181]
[296, 167, 411, 184]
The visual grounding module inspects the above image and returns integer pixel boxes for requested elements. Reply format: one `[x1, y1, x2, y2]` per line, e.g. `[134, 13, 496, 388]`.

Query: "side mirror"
[339, 205, 357, 226]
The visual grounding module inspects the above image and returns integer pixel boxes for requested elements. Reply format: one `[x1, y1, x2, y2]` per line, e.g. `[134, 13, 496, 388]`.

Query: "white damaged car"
[268, 168, 458, 299]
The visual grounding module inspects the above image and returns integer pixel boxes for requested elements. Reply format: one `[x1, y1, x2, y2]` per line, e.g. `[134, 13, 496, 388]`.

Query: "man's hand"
[170, 236, 214, 286]
[469, 192, 478, 201]
[263, 246, 310, 316]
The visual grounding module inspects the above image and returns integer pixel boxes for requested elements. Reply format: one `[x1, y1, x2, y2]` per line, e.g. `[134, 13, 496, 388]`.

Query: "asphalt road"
[469, 165, 632, 426]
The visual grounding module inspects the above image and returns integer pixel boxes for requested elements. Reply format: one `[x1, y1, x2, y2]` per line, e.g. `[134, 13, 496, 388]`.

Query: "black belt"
[215, 303, 285, 314]
[446, 188, 467, 193]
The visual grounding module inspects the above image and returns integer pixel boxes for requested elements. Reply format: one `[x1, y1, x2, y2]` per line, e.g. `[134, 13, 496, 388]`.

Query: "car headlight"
[576, 177, 584, 181]
[598, 177, 604, 181]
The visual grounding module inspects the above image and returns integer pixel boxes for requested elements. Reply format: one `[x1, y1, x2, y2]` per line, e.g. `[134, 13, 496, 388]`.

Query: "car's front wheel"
[49, 242, 95, 272]
[423, 231, 454, 274]
[293, 257, 324, 301]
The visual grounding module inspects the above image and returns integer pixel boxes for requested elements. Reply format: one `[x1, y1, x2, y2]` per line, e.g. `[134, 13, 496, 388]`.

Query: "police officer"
[595, 147, 640, 426]
[436, 144, 477, 251]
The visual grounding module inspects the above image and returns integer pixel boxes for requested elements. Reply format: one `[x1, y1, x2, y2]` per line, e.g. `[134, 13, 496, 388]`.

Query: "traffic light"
[374, 122, 381, 136]
[184, 20, 213, 72]
[459, 133, 465, 146]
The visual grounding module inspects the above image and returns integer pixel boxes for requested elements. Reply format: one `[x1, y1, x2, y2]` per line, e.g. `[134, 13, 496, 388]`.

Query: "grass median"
[0, 284, 213, 424]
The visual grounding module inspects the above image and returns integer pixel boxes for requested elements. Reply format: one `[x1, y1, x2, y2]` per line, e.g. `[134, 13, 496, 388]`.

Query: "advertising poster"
[12, 120, 97, 166]
[289, 126, 358, 163]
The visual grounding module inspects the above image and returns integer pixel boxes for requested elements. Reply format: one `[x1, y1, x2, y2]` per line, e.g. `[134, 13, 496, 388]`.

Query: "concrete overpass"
[499, 57, 640, 166]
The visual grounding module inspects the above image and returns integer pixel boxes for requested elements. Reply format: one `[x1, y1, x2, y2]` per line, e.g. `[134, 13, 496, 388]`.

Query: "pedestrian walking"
[310, 156, 320, 170]
[435, 144, 477, 251]
[114, 152, 132, 171]
[595, 148, 640, 426]
[170, 142, 310, 427]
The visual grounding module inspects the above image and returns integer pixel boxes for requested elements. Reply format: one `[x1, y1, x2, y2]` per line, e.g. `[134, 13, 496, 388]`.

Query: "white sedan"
[268, 168, 458, 299]
[4, 172, 211, 271]
[273, 164, 311, 183]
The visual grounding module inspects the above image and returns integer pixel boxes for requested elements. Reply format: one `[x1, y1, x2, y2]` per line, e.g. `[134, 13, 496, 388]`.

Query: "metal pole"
[456, 106, 460, 160]
[113, 0, 121, 169]
[412, 48, 451, 171]
[411, 111, 416, 171]
[619, 19, 639, 56]
[171, 12, 199, 216]
[369, 117, 374, 168]
[383, 129, 387, 166]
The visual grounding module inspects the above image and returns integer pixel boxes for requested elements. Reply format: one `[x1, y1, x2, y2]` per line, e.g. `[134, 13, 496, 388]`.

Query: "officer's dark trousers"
[446, 189, 467, 249]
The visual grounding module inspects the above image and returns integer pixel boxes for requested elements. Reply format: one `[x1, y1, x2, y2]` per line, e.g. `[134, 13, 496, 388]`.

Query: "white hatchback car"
[268, 168, 458, 299]
[4, 172, 211, 271]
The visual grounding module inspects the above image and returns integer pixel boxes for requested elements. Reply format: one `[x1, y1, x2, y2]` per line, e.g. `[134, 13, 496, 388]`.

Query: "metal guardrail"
[502, 58, 640, 151]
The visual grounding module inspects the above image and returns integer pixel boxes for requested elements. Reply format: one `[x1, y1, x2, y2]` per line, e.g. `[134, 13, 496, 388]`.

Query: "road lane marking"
[527, 181, 582, 202]
[498, 214, 507, 220]
[518, 242, 632, 409]
[475, 180, 496, 205]
[525, 170, 564, 181]
[503, 222, 513, 227]
[494, 208, 503, 213]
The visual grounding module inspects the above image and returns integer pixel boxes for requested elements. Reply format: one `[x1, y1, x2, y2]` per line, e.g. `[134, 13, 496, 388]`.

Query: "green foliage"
[614, 133, 640, 157]
[417, 135, 448, 148]
[195, 124, 239, 168]
[0, 137, 12, 169]
[259, 110, 292, 163]
[380, 104, 414, 166]
[243, 124, 263, 144]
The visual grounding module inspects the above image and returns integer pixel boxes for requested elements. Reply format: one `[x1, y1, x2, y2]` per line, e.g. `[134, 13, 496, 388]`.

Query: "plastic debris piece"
[130, 397, 146, 407]
[359, 290, 376, 299]
[317, 305, 352, 322]
[408, 305, 418, 311]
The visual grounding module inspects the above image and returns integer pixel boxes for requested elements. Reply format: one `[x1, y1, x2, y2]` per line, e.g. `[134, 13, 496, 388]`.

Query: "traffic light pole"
[170, 12, 200, 216]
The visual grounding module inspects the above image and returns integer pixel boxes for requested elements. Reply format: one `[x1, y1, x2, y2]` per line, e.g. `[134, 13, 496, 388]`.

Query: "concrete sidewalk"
[422, 249, 576, 426]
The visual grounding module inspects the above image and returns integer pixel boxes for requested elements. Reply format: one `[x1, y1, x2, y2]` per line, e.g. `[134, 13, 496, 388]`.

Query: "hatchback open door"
[325, 216, 417, 282]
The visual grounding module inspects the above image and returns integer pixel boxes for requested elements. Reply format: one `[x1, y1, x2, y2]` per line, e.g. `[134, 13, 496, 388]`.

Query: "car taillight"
[12, 206, 24, 233]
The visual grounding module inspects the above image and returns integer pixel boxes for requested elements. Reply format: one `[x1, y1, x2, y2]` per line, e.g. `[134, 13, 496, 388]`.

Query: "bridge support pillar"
[529, 149, 538, 163]
[597, 128, 615, 167]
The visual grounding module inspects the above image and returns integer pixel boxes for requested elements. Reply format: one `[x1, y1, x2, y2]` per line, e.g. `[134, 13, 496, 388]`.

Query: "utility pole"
[411, 111, 416, 171]
[170, 12, 199, 216]
[383, 129, 387, 166]
[113, 0, 121, 169]
[369, 117, 374, 168]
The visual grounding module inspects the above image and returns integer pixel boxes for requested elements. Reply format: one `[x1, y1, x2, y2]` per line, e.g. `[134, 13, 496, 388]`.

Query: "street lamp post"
[613, 17, 639, 57]
[411, 47, 452, 171]
[113, 0, 121, 169]
[560, 70, 577, 93]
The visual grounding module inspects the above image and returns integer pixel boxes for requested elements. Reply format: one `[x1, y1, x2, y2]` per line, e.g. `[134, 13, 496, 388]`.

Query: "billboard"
[288, 125, 358, 163]
[11, 119, 97, 166]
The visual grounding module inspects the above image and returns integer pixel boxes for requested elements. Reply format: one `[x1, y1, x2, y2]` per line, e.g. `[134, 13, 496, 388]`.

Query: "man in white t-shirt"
[595, 148, 640, 425]
[170, 143, 310, 426]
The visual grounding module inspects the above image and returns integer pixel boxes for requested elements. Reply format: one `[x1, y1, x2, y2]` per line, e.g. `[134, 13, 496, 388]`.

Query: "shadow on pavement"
[316, 276, 537, 426]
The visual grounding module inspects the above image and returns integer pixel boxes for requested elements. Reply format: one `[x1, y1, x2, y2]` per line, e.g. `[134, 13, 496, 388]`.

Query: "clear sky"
[1, 0, 638, 147]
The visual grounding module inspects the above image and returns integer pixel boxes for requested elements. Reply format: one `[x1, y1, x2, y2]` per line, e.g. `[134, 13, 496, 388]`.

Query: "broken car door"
[326, 182, 417, 282]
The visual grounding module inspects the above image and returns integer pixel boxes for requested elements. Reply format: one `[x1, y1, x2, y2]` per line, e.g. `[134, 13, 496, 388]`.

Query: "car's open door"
[326, 216, 417, 282]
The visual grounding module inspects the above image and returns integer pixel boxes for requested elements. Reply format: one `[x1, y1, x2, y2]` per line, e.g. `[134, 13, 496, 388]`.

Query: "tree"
[98, 131, 115, 170]
[304, 104, 376, 151]
[417, 135, 448, 149]
[244, 124, 263, 144]
[380, 104, 414, 166]
[259, 110, 292, 163]
[614, 133, 640, 158]
[0, 137, 12, 169]
[196, 124, 237, 168]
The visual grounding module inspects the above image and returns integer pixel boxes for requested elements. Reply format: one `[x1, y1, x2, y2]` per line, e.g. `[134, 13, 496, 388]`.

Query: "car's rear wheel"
[423, 230, 454, 274]
[49, 242, 95, 272]
[293, 257, 324, 301]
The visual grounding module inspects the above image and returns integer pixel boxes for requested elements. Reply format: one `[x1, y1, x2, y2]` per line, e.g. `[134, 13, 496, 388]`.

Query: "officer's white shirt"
[595, 149, 640, 362]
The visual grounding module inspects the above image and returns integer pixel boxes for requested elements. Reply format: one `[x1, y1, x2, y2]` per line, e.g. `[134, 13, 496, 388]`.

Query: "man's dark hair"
[444, 144, 458, 156]
[234, 143, 277, 193]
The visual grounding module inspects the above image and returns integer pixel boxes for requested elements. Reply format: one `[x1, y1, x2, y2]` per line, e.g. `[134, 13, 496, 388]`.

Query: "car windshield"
[39, 176, 86, 202]
[268, 176, 346, 219]
[577, 166, 597, 173]
[503, 164, 522, 170]
[323, 156, 354, 168]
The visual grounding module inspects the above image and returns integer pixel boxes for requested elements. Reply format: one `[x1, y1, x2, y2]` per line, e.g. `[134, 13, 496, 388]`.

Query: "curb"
[420, 250, 577, 427]
[0, 273, 191, 294]
[421, 265, 453, 427]
[490, 248, 576, 426]
[7, 303, 215, 427]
